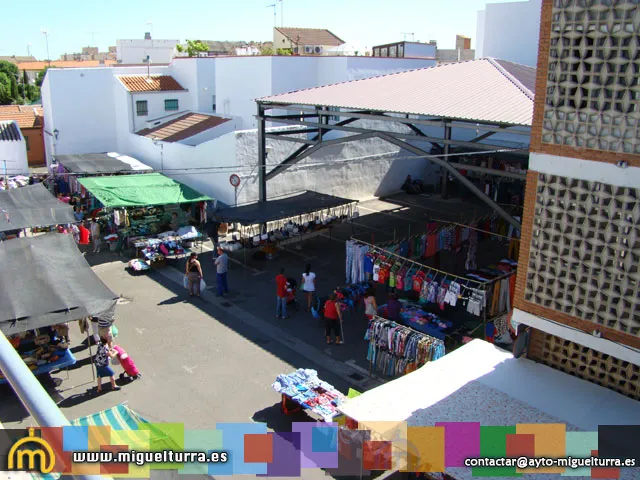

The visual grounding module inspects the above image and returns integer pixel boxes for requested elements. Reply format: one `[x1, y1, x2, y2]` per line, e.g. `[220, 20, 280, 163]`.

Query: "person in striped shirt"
[97, 317, 114, 348]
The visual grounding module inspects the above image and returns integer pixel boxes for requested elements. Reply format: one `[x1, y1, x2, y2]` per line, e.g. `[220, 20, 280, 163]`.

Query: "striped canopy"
[70, 403, 145, 430]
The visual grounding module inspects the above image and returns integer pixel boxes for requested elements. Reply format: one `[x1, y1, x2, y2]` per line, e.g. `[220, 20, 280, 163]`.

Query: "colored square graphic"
[88, 426, 112, 451]
[473, 426, 518, 477]
[312, 425, 337, 453]
[244, 434, 273, 463]
[516, 423, 566, 474]
[563, 431, 598, 477]
[506, 434, 535, 458]
[406, 426, 444, 473]
[591, 450, 620, 479]
[262, 432, 301, 477]
[363, 441, 392, 471]
[40, 426, 72, 474]
[291, 422, 339, 469]
[359, 420, 408, 471]
[139, 423, 184, 470]
[63, 426, 89, 452]
[210, 422, 268, 476]
[178, 429, 223, 475]
[325, 428, 371, 477]
[99, 445, 129, 475]
[598, 425, 640, 465]
[436, 421, 480, 468]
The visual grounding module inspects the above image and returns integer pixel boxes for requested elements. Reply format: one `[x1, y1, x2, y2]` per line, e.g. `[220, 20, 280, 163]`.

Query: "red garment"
[276, 274, 287, 298]
[78, 226, 90, 245]
[324, 300, 339, 320]
[425, 234, 437, 257]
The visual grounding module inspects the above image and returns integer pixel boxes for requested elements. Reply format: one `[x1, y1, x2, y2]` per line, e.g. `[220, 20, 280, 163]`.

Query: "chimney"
[144, 32, 152, 40]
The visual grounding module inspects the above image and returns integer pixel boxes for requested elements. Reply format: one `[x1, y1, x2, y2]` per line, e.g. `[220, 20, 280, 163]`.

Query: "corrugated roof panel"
[0, 121, 21, 141]
[259, 58, 535, 126]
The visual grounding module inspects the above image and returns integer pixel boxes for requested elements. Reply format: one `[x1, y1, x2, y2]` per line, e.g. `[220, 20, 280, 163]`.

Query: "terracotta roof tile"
[276, 27, 345, 47]
[17, 60, 117, 70]
[137, 113, 230, 142]
[117, 75, 186, 92]
[0, 105, 43, 128]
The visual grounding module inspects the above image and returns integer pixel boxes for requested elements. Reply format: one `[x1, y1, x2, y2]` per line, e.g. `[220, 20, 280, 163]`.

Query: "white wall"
[476, 10, 486, 58]
[130, 91, 193, 132]
[116, 39, 179, 64]
[404, 43, 436, 59]
[125, 131, 237, 205]
[0, 126, 28, 175]
[476, 0, 542, 66]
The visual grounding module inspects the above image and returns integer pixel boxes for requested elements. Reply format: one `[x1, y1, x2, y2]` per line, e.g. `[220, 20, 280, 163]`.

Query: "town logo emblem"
[8, 428, 55, 473]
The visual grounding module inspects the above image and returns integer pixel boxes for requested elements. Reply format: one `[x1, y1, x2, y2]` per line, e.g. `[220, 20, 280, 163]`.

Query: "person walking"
[90, 219, 101, 253]
[94, 337, 119, 393]
[275, 268, 289, 319]
[185, 253, 203, 297]
[214, 246, 229, 297]
[301, 264, 316, 311]
[324, 294, 343, 344]
[364, 287, 378, 320]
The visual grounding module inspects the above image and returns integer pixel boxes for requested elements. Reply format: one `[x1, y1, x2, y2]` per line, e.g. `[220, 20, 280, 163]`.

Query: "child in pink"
[111, 345, 142, 380]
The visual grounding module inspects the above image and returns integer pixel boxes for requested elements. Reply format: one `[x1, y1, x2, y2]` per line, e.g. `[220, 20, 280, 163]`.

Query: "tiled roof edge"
[485, 57, 534, 101]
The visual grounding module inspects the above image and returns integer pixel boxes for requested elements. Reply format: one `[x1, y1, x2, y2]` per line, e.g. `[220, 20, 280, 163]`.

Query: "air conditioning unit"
[304, 45, 313, 54]
[314, 46, 323, 54]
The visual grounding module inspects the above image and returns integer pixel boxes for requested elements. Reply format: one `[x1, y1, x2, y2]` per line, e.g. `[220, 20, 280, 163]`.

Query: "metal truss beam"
[264, 133, 316, 145]
[375, 132, 521, 229]
[448, 162, 526, 180]
[259, 103, 531, 134]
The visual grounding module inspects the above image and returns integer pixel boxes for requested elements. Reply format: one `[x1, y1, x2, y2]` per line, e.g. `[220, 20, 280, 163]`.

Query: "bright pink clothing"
[112, 345, 139, 377]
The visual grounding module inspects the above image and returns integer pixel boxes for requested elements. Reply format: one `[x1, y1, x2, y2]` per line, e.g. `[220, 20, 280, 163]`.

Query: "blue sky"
[2, 0, 519, 59]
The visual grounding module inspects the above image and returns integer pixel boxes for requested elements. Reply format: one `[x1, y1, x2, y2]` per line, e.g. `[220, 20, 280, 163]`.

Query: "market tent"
[56, 152, 152, 174]
[0, 183, 76, 232]
[0, 233, 118, 335]
[78, 173, 211, 208]
[338, 340, 640, 480]
[213, 190, 357, 226]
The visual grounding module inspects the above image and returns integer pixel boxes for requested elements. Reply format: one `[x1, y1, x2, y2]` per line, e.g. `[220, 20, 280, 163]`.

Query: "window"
[25, 135, 30, 151]
[164, 99, 179, 111]
[136, 100, 148, 116]
[212, 95, 216, 112]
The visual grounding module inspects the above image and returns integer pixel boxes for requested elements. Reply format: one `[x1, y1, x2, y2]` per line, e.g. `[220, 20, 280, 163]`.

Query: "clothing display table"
[272, 369, 346, 422]
[379, 301, 453, 340]
[0, 346, 76, 384]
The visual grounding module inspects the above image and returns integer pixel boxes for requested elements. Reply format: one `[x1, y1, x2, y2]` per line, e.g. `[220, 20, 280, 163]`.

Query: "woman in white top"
[364, 287, 378, 320]
[301, 264, 316, 311]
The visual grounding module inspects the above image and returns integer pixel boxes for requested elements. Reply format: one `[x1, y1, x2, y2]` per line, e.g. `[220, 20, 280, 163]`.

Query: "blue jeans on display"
[276, 296, 287, 318]
[217, 272, 228, 296]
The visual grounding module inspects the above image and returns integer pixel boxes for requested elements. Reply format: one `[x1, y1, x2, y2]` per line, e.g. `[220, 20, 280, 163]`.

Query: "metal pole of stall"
[0, 333, 106, 480]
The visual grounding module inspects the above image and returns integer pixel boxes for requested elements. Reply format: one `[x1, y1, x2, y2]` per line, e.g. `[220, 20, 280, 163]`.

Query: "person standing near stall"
[324, 294, 343, 345]
[301, 264, 316, 311]
[94, 337, 119, 393]
[214, 246, 229, 297]
[364, 288, 378, 321]
[90, 218, 101, 253]
[275, 268, 289, 319]
[185, 253, 203, 297]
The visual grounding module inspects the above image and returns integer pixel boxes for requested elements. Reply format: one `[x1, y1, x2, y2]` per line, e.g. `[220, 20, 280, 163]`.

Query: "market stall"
[214, 191, 358, 257]
[337, 339, 640, 480]
[0, 183, 76, 236]
[77, 173, 212, 271]
[272, 369, 347, 422]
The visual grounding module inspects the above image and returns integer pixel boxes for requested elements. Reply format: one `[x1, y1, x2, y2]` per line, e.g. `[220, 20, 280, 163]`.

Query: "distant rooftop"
[137, 113, 230, 142]
[275, 27, 345, 46]
[117, 75, 186, 92]
[0, 105, 43, 129]
[17, 60, 117, 70]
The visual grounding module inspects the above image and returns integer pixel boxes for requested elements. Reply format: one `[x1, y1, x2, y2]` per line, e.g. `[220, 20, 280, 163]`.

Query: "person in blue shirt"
[73, 207, 84, 222]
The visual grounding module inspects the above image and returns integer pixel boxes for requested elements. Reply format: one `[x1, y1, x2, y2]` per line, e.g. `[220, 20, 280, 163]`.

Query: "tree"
[0, 72, 11, 105]
[276, 48, 292, 56]
[260, 46, 274, 55]
[176, 40, 209, 57]
[35, 67, 49, 87]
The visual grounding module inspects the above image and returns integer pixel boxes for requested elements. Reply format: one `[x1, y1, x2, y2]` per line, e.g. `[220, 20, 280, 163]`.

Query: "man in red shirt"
[324, 294, 343, 344]
[275, 268, 289, 319]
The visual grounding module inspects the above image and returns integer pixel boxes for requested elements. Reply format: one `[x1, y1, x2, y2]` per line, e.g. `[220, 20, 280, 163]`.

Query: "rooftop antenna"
[27, 43, 32, 57]
[41, 28, 51, 66]
[86, 31, 98, 44]
[267, 4, 276, 28]
[401, 32, 415, 42]
[145, 20, 154, 37]
[278, 0, 284, 27]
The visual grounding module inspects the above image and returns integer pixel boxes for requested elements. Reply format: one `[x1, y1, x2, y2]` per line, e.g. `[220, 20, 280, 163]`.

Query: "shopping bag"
[111, 325, 119, 338]
[183, 275, 189, 289]
[111, 355, 120, 366]
[200, 279, 207, 291]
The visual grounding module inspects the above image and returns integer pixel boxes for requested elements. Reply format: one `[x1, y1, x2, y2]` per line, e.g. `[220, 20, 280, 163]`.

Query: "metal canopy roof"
[259, 58, 535, 127]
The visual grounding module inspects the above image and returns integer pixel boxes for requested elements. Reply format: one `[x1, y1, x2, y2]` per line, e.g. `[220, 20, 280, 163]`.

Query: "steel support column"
[257, 103, 267, 203]
[441, 123, 451, 199]
[376, 132, 521, 229]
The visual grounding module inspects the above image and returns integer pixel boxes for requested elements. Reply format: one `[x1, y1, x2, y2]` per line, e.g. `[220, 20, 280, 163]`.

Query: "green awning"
[78, 173, 211, 208]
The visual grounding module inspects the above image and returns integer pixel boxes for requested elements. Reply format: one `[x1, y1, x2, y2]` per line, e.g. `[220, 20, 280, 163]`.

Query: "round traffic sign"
[229, 174, 241, 187]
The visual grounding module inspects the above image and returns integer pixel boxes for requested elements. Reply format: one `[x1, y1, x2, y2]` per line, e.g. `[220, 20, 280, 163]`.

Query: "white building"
[116, 33, 179, 65]
[234, 46, 261, 56]
[273, 28, 344, 55]
[0, 121, 29, 176]
[372, 41, 436, 59]
[42, 55, 436, 205]
[476, 0, 542, 67]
